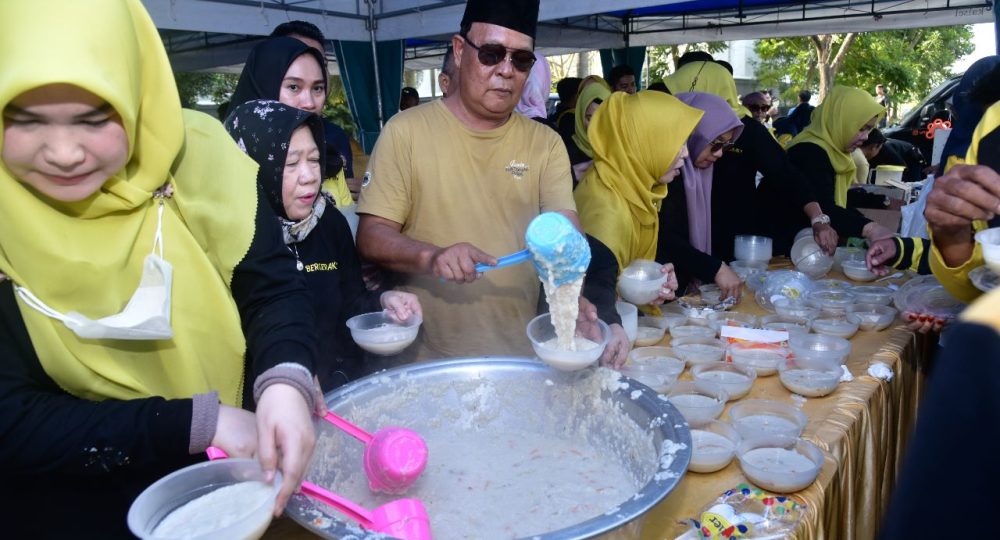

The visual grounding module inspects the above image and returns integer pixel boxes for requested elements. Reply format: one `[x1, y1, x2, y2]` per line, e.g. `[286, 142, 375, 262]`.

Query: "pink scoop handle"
[298, 480, 375, 528]
[324, 412, 373, 444]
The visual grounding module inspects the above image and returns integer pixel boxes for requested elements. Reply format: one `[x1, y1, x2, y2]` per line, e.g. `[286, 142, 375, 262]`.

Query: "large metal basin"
[286, 357, 691, 539]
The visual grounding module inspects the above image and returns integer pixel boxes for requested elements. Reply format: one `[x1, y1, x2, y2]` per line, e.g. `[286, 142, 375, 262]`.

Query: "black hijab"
[229, 36, 329, 115]
[224, 100, 327, 221]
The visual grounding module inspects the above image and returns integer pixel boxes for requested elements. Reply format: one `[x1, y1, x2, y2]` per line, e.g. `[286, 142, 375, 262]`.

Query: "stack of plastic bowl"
[728, 399, 808, 440]
[975, 227, 1000, 272]
[810, 317, 859, 339]
[805, 289, 857, 317]
[668, 380, 728, 425]
[671, 336, 727, 366]
[734, 235, 773, 265]
[754, 270, 815, 312]
[618, 259, 668, 304]
[620, 347, 685, 393]
[346, 312, 423, 356]
[778, 358, 842, 397]
[846, 303, 898, 331]
[850, 285, 895, 305]
[693, 362, 757, 400]
[688, 420, 742, 473]
[791, 236, 834, 279]
[730, 260, 767, 283]
[526, 314, 610, 371]
[841, 259, 877, 282]
[737, 436, 824, 493]
[706, 311, 758, 335]
[728, 342, 788, 377]
[788, 334, 851, 369]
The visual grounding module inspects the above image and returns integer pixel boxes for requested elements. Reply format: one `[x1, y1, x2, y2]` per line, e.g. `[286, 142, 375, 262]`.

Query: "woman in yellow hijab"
[562, 75, 612, 181]
[575, 91, 703, 365]
[0, 0, 320, 534]
[786, 86, 896, 243]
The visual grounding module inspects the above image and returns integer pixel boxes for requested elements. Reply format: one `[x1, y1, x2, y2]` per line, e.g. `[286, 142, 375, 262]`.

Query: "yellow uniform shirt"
[358, 100, 576, 359]
[322, 169, 354, 207]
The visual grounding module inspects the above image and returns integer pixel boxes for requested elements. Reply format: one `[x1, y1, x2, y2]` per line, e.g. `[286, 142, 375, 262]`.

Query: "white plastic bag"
[900, 175, 934, 239]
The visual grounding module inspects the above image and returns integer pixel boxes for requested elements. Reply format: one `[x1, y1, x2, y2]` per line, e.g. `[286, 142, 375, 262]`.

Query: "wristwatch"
[811, 214, 831, 226]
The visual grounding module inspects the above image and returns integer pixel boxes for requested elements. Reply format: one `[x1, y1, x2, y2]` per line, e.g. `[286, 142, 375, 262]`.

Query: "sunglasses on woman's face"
[748, 104, 769, 113]
[461, 34, 536, 72]
[709, 138, 736, 153]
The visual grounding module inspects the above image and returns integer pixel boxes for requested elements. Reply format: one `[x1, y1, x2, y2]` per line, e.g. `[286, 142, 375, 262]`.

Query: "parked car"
[884, 74, 962, 164]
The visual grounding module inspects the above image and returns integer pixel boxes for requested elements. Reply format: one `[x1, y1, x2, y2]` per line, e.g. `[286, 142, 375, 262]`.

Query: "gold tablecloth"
[266, 270, 932, 540]
[640, 272, 931, 540]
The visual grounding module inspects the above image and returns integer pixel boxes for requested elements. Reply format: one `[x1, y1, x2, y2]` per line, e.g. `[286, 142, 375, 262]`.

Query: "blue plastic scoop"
[474, 212, 591, 286]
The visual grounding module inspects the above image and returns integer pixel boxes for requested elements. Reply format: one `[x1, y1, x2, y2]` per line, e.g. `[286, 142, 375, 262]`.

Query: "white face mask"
[15, 201, 174, 341]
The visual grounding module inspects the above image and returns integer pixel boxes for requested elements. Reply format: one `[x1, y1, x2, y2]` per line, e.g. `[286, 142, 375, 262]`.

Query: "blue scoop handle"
[475, 249, 531, 274]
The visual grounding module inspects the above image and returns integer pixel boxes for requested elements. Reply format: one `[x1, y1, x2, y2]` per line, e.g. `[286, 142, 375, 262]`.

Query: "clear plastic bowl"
[699, 283, 723, 304]
[128, 458, 280, 540]
[707, 311, 758, 335]
[746, 271, 769, 292]
[791, 237, 834, 279]
[773, 298, 820, 321]
[976, 227, 1000, 273]
[810, 317, 859, 339]
[526, 314, 610, 371]
[850, 285, 895, 305]
[730, 260, 767, 282]
[833, 246, 865, 273]
[634, 324, 667, 346]
[755, 270, 814, 312]
[806, 289, 857, 316]
[618, 259, 668, 305]
[737, 436, 824, 493]
[778, 358, 842, 397]
[671, 336, 727, 366]
[788, 333, 851, 369]
[734, 235, 773, 263]
[846, 303, 898, 332]
[670, 324, 716, 340]
[841, 259, 877, 282]
[759, 314, 811, 338]
[815, 278, 852, 291]
[728, 399, 808, 440]
[638, 314, 683, 331]
[616, 301, 638, 345]
[668, 380, 728, 426]
[346, 311, 422, 355]
[728, 342, 788, 377]
[620, 348, 684, 393]
[692, 361, 757, 401]
[689, 420, 742, 473]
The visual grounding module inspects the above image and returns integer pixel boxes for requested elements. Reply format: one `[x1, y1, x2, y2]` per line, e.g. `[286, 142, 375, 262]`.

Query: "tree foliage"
[647, 42, 728, 83]
[755, 26, 974, 110]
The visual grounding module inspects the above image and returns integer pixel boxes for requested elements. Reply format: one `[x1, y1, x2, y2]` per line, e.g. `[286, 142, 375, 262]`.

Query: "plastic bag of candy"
[676, 483, 805, 539]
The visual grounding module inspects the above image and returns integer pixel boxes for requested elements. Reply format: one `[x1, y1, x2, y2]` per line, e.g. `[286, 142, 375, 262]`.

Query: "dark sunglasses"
[709, 138, 736, 153]
[461, 34, 536, 73]
[747, 104, 770, 113]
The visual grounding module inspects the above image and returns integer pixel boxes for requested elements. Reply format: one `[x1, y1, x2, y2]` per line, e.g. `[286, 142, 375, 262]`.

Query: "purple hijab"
[675, 92, 744, 254]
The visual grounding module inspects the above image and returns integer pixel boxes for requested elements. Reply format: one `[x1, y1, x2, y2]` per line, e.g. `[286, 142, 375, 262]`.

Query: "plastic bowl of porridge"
[810, 317, 860, 339]
[805, 289, 857, 316]
[846, 303, 898, 332]
[289, 359, 692, 540]
[976, 227, 1000, 272]
[618, 259, 669, 305]
[728, 342, 788, 377]
[778, 358, 842, 397]
[634, 323, 667, 347]
[620, 348, 685, 393]
[728, 399, 808, 440]
[737, 435, 824, 493]
[671, 337, 727, 366]
[788, 334, 851, 370]
[670, 324, 716, 340]
[773, 298, 820, 321]
[346, 311, 422, 355]
[688, 420, 742, 473]
[850, 285, 895, 306]
[668, 380, 728, 426]
[706, 311, 758, 335]
[692, 362, 756, 401]
[527, 314, 610, 371]
[841, 259, 877, 282]
[128, 458, 279, 540]
[759, 314, 811, 338]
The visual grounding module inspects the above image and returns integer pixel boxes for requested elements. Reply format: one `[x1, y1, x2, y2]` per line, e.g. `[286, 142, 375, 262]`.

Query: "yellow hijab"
[0, 0, 259, 405]
[663, 61, 752, 119]
[571, 76, 612, 158]
[787, 86, 885, 207]
[575, 91, 704, 269]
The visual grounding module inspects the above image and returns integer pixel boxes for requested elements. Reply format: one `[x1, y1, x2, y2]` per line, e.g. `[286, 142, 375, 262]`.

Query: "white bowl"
[620, 348, 684, 393]
[810, 317, 859, 339]
[976, 227, 1000, 273]
[634, 324, 667, 346]
[788, 334, 851, 369]
[692, 361, 757, 401]
[734, 235, 773, 263]
[791, 237, 834, 279]
[737, 436, 824, 493]
[526, 314, 609, 371]
[841, 259, 877, 282]
[706, 311, 758, 335]
[728, 343, 788, 377]
[850, 285, 894, 305]
[689, 420, 742, 473]
[846, 303, 898, 332]
[778, 358, 842, 397]
[128, 459, 279, 540]
[670, 324, 716, 340]
[345, 311, 422, 355]
[668, 380, 728, 426]
[671, 337, 727, 366]
[618, 259, 669, 304]
[728, 399, 808, 440]
[616, 301, 638, 345]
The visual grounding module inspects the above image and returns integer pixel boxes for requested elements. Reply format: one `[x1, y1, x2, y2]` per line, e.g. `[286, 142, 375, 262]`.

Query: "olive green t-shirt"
[358, 100, 576, 359]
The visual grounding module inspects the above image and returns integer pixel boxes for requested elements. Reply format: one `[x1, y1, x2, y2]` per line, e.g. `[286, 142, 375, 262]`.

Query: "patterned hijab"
[225, 100, 328, 243]
[575, 91, 703, 269]
[676, 92, 744, 254]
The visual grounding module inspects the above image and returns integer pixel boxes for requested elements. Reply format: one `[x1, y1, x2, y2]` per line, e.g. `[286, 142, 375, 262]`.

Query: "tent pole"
[365, 0, 384, 128]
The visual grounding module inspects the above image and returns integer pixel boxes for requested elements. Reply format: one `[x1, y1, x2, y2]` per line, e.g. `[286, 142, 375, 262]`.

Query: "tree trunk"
[810, 33, 856, 100]
[576, 51, 589, 78]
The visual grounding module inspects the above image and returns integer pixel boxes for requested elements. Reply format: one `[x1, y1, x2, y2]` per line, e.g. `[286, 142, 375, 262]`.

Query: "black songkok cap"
[460, 0, 540, 39]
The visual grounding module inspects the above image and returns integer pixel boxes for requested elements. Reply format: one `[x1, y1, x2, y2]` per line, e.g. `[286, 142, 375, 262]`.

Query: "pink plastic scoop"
[322, 411, 428, 494]
[206, 447, 432, 540]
